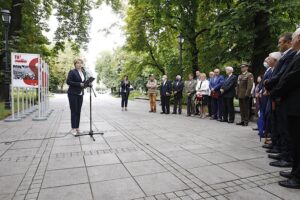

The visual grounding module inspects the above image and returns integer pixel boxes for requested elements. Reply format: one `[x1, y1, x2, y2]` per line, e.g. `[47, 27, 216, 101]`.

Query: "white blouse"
[195, 80, 210, 95]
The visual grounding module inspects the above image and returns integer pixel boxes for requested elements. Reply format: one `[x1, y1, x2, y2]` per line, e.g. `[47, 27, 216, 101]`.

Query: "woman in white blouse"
[195, 73, 210, 118]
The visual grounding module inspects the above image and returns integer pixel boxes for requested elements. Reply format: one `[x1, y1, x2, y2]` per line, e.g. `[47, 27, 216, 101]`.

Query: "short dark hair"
[280, 32, 293, 42]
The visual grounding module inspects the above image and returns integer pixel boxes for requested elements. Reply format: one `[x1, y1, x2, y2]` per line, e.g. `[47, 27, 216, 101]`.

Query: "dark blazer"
[271, 53, 300, 116]
[160, 80, 172, 96]
[221, 75, 237, 98]
[120, 80, 130, 94]
[209, 75, 225, 93]
[67, 69, 86, 95]
[172, 80, 184, 98]
[265, 49, 296, 91]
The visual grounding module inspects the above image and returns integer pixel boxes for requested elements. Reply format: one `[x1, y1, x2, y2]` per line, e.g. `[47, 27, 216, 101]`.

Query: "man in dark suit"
[271, 28, 300, 189]
[220, 66, 237, 123]
[172, 75, 184, 114]
[160, 75, 172, 114]
[67, 59, 86, 136]
[264, 33, 296, 167]
[209, 69, 225, 120]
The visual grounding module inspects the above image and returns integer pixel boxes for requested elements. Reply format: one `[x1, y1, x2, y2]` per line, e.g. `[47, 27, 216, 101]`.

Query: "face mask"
[263, 61, 269, 68]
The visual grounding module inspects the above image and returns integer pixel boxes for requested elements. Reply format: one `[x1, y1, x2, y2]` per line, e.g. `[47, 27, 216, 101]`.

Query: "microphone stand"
[75, 85, 104, 141]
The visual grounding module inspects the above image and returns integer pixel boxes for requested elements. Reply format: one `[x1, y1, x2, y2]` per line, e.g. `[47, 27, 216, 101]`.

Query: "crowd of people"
[146, 65, 253, 126]
[143, 28, 300, 189]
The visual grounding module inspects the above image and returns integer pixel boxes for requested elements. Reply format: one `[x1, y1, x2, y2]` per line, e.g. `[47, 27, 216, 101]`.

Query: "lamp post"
[1, 9, 11, 109]
[177, 33, 184, 75]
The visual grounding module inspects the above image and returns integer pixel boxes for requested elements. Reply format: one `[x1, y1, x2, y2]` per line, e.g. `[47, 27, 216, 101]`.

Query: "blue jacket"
[209, 75, 225, 92]
[67, 69, 86, 95]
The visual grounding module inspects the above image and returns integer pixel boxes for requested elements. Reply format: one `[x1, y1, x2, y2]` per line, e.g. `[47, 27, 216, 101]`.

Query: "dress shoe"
[236, 122, 244, 125]
[262, 144, 273, 149]
[149, 110, 153, 113]
[172, 112, 177, 114]
[228, 120, 234, 123]
[220, 119, 228, 122]
[242, 122, 248, 126]
[166, 112, 170, 114]
[266, 149, 280, 154]
[160, 112, 165, 114]
[280, 171, 292, 179]
[252, 127, 259, 131]
[268, 154, 281, 160]
[279, 178, 300, 189]
[270, 160, 292, 168]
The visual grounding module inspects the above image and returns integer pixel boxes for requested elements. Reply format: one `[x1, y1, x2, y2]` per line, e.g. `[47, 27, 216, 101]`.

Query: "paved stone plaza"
[0, 94, 300, 200]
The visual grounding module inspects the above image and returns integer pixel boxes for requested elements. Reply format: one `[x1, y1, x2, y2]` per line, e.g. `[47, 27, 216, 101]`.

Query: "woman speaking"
[67, 58, 86, 136]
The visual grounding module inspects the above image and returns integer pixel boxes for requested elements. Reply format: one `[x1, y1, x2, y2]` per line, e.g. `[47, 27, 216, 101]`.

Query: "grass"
[0, 90, 38, 120]
[0, 100, 18, 120]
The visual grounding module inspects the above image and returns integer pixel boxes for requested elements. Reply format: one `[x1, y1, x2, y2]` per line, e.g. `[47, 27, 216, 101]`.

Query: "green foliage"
[95, 50, 120, 90]
[122, 0, 300, 79]
[0, 0, 123, 96]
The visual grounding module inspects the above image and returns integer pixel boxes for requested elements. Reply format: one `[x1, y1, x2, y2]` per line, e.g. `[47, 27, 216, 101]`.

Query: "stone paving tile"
[38, 184, 93, 200]
[219, 161, 267, 178]
[124, 160, 167, 176]
[91, 177, 145, 200]
[84, 153, 120, 166]
[87, 163, 130, 182]
[261, 183, 300, 200]
[47, 156, 85, 170]
[170, 155, 212, 169]
[135, 172, 189, 196]
[116, 150, 153, 163]
[1, 94, 300, 200]
[0, 175, 23, 194]
[224, 187, 281, 200]
[189, 165, 238, 185]
[42, 167, 88, 188]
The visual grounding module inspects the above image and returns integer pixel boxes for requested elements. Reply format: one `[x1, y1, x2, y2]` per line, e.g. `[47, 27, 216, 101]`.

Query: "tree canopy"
[122, 0, 300, 82]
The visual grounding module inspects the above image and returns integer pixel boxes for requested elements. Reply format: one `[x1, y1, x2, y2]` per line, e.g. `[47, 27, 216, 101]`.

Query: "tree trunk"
[190, 38, 199, 76]
[250, 4, 272, 79]
[0, 0, 23, 100]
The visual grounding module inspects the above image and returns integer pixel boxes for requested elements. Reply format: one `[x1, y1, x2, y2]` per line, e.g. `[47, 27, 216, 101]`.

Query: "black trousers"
[278, 102, 292, 161]
[271, 101, 291, 159]
[161, 95, 170, 113]
[173, 96, 182, 114]
[288, 116, 300, 181]
[208, 96, 212, 116]
[68, 94, 83, 129]
[223, 97, 235, 122]
[121, 92, 129, 107]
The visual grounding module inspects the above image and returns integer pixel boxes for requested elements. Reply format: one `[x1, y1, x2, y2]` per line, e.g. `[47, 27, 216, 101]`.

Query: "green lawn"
[0, 101, 18, 120]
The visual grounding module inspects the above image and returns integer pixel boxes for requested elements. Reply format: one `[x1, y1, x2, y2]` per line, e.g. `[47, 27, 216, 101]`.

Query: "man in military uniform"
[184, 73, 197, 116]
[236, 63, 254, 126]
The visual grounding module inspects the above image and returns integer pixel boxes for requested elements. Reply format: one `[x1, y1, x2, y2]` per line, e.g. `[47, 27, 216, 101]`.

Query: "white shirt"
[78, 70, 84, 81]
[78, 69, 84, 95]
